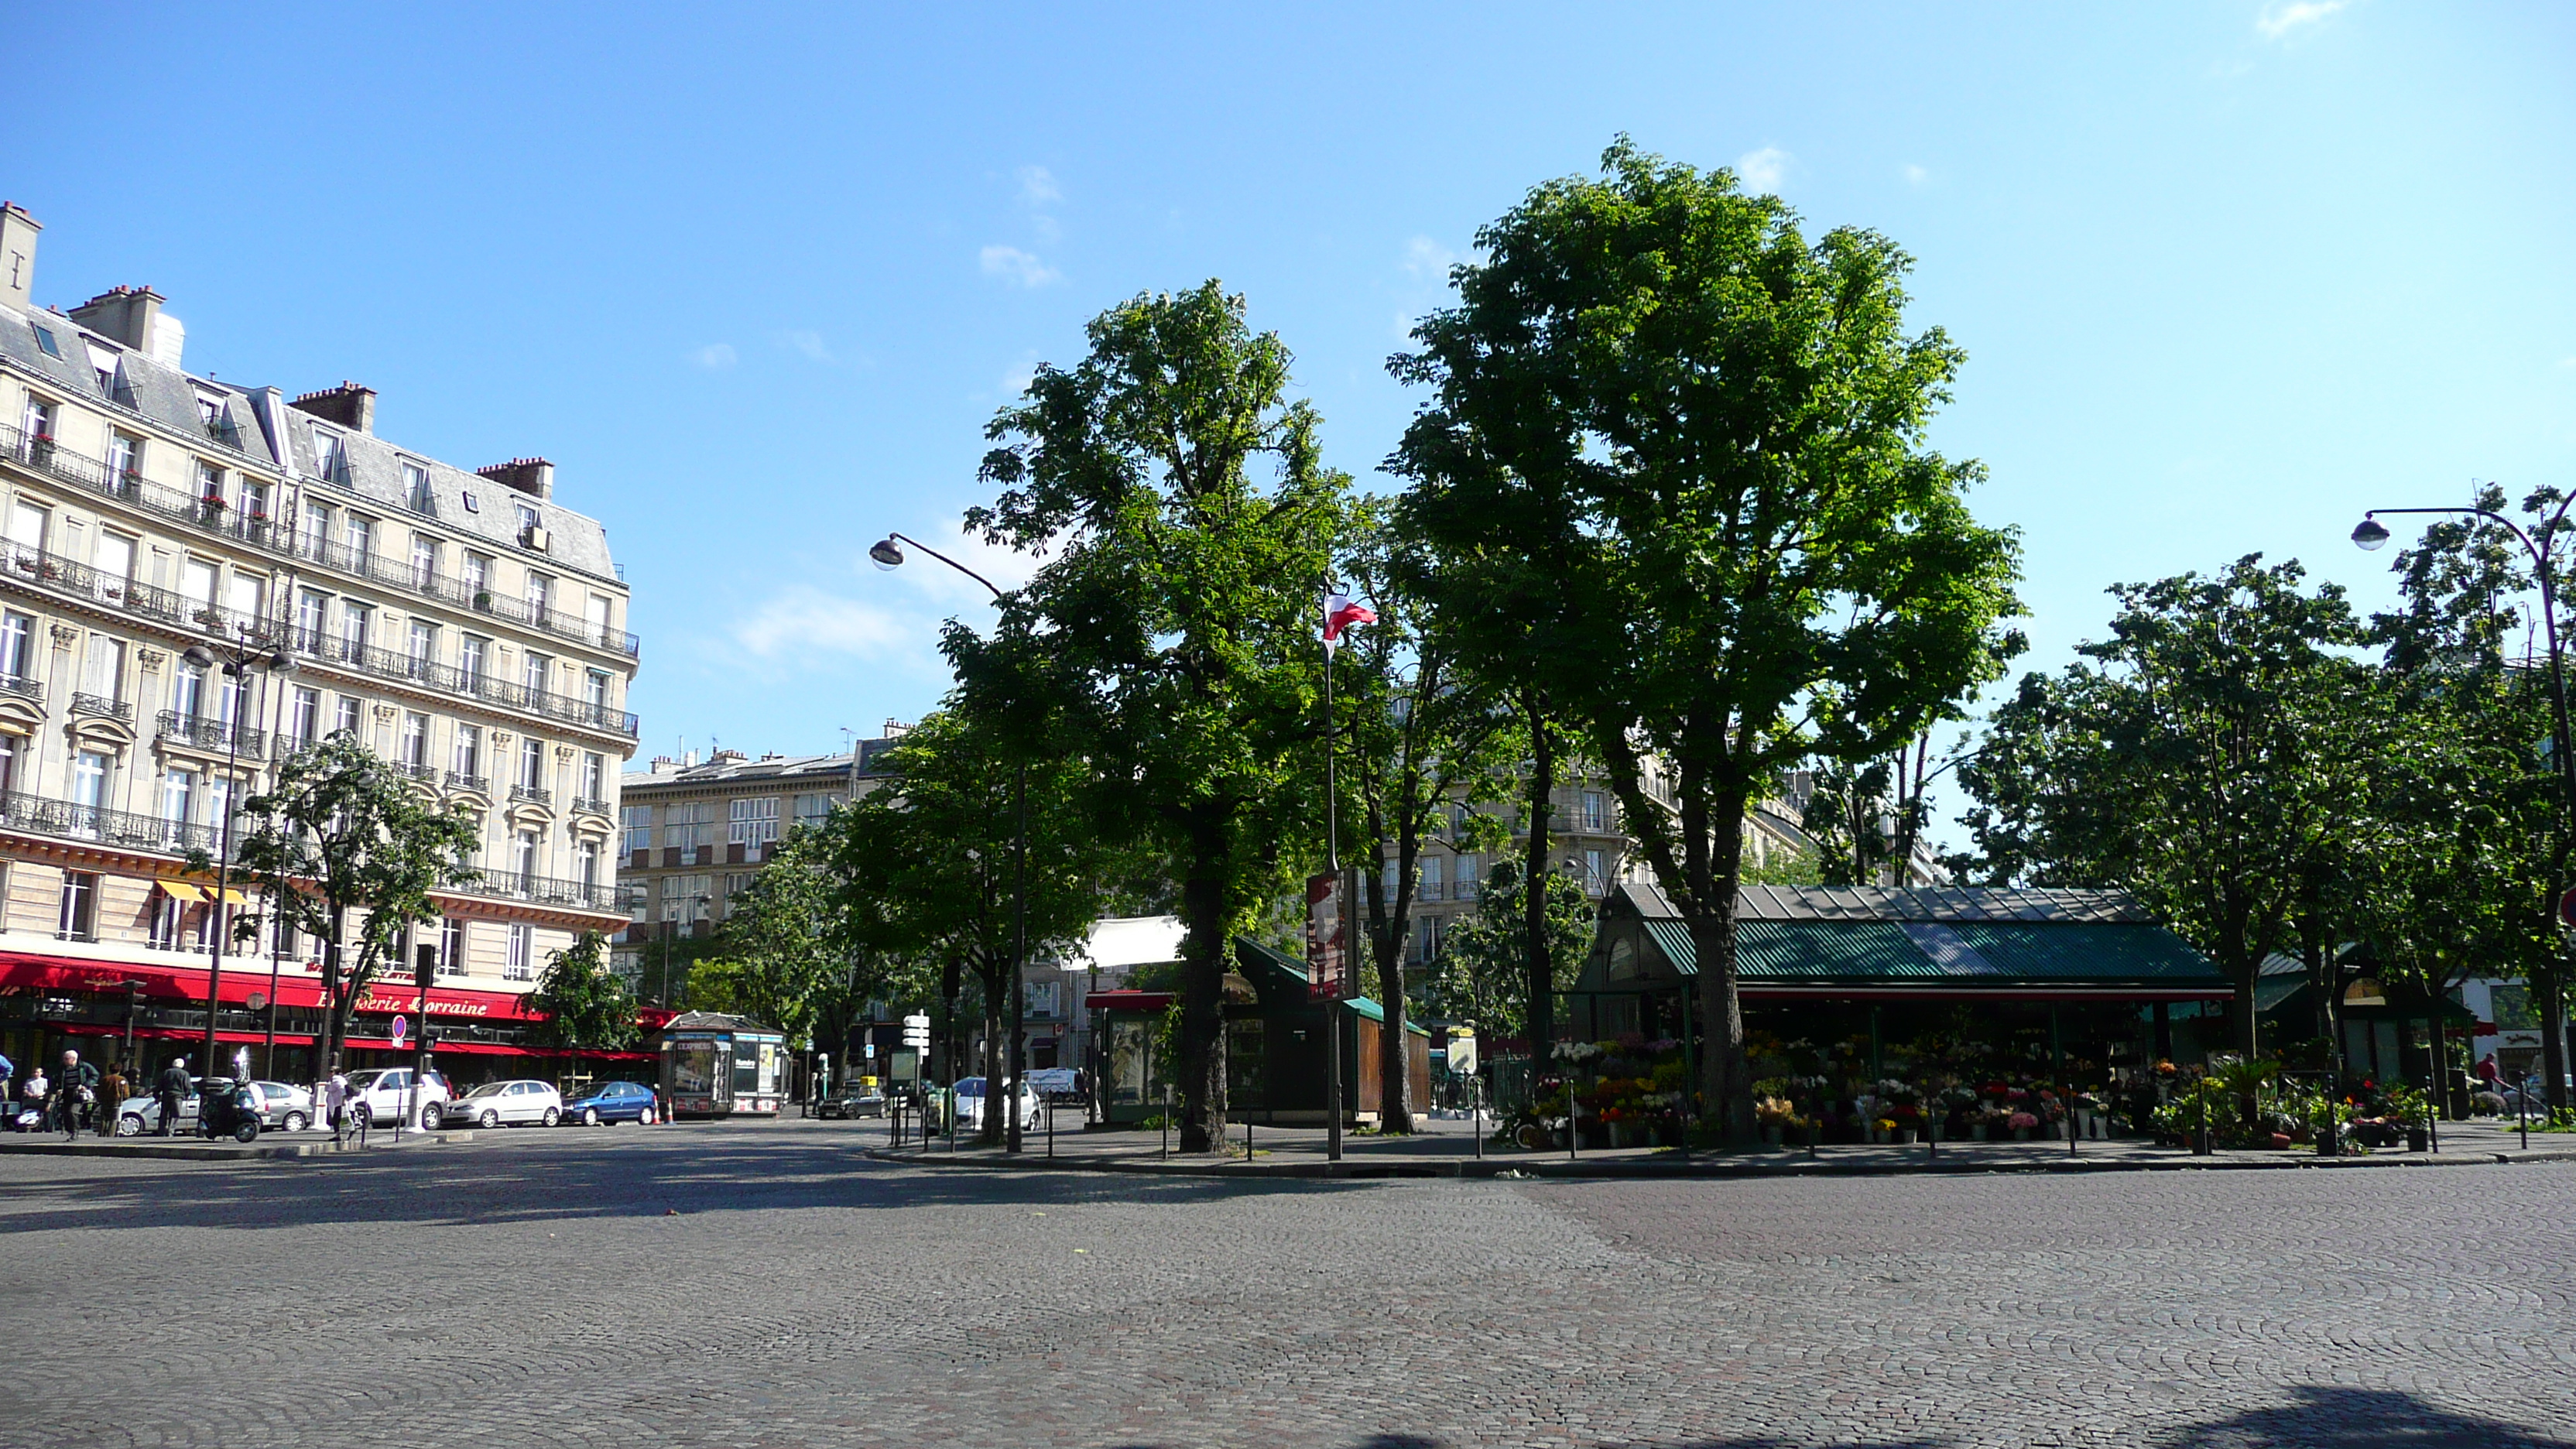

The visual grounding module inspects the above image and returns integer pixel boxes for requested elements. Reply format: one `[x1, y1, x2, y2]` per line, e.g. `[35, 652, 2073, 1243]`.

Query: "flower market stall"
[1566, 883, 2234, 1145]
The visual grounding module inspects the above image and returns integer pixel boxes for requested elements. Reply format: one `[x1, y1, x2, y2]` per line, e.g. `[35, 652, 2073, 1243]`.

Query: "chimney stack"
[70, 284, 166, 358]
[475, 457, 553, 500]
[289, 382, 377, 435]
[0, 204, 36, 313]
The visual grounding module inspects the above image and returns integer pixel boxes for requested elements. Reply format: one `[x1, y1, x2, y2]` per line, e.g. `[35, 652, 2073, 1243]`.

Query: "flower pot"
[1892, 1128, 1916, 1145]
[2012, 1127, 2030, 1142]
[1970, 1125, 1987, 1142]
[1762, 1125, 1783, 1146]
[2406, 1128, 2430, 1153]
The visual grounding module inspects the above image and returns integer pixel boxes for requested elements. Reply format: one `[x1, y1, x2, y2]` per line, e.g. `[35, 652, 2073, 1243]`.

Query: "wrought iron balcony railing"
[69, 692, 132, 722]
[0, 420, 641, 659]
[157, 710, 267, 756]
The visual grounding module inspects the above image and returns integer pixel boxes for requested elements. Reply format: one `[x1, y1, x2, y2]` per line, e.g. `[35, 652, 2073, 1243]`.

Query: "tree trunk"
[321, 905, 349, 1077]
[1365, 809, 1418, 1134]
[937, 956, 962, 1088]
[1690, 790, 1755, 1145]
[2229, 961, 2262, 1062]
[1176, 841, 1228, 1153]
[2539, 958, 2571, 1115]
[978, 961, 1006, 1146]
[1521, 700, 1557, 1084]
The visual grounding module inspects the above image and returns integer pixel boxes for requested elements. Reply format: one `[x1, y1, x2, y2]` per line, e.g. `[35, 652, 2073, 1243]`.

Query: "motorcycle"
[194, 1077, 262, 1143]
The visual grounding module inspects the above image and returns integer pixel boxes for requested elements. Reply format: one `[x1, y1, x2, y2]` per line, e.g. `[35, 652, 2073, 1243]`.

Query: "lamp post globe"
[180, 644, 215, 669]
[2352, 517, 2393, 551]
[868, 538, 906, 570]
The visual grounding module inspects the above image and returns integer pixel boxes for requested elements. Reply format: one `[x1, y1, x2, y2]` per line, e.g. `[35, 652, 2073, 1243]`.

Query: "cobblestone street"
[2, 1122, 2569, 1449]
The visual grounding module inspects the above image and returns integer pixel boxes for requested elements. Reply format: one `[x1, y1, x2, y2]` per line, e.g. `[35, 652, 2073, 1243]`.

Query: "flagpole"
[1324, 613, 1343, 1166]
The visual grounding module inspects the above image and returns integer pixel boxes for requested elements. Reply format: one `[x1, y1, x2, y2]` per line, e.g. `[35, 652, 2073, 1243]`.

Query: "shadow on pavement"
[0, 1131, 1405, 1236]
[2150, 1386, 2574, 1447]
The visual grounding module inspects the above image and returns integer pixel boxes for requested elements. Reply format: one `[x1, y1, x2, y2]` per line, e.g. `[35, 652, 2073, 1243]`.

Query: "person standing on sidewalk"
[156, 1056, 191, 1138]
[323, 1071, 347, 1144]
[51, 1050, 99, 1141]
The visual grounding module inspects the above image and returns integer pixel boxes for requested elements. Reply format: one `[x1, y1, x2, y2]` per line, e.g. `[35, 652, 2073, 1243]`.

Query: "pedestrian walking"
[156, 1056, 191, 1138]
[51, 1050, 99, 1141]
[324, 1070, 348, 1144]
[22, 1065, 48, 1131]
[2476, 1053, 2501, 1089]
[101, 1066, 129, 1132]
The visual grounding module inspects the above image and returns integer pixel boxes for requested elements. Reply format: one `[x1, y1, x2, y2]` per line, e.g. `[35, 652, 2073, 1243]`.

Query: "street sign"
[245, 992, 268, 1012]
[1306, 871, 1348, 1001]
[389, 1015, 409, 1047]
[2559, 885, 2576, 930]
[901, 1013, 930, 1051]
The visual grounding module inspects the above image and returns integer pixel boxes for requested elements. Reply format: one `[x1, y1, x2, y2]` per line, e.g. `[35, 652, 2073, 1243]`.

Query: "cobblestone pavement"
[1, 1121, 2568, 1449]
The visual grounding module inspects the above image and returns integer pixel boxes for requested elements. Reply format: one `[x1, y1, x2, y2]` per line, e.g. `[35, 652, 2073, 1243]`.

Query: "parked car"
[116, 1081, 200, 1136]
[245, 1081, 315, 1132]
[454, 1079, 564, 1129]
[560, 1080, 657, 1126]
[951, 1076, 1044, 1133]
[344, 1067, 454, 1130]
[817, 1084, 886, 1119]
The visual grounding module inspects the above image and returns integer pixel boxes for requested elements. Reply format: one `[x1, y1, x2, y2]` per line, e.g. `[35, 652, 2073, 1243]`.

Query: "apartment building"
[1391, 766, 1817, 968]
[0, 203, 639, 1087]
[611, 732, 906, 980]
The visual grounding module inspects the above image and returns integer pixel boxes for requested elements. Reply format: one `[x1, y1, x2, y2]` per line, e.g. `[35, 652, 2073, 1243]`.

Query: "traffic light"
[414, 942, 437, 992]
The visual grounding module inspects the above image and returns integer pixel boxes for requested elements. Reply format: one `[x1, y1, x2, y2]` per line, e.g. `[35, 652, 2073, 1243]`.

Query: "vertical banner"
[1306, 871, 1348, 1001]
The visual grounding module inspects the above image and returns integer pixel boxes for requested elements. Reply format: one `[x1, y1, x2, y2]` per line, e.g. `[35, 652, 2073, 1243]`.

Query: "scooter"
[194, 1077, 261, 1143]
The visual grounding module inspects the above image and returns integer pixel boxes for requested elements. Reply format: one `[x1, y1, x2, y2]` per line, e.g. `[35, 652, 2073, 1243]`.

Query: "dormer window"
[516, 502, 540, 537]
[30, 324, 60, 359]
[310, 424, 344, 482]
[403, 462, 433, 514]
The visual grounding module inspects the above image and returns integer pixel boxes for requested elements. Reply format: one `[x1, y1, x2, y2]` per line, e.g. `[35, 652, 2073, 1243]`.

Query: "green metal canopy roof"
[1614, 883, 2226, 992]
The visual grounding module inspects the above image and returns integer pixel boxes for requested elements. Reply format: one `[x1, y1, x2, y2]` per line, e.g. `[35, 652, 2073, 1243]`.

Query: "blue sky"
[15, 3, 2575, 832]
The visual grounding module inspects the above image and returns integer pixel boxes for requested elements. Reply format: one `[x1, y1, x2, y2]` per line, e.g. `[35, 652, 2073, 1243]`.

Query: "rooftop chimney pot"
[289, 381, 377, 435]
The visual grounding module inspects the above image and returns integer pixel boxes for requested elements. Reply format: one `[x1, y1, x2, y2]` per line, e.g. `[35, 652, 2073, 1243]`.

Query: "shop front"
[656, 1011, 790, 1117]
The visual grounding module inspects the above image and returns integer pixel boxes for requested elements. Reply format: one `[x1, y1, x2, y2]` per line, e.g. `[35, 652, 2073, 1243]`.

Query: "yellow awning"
[156, 879, 248, 906]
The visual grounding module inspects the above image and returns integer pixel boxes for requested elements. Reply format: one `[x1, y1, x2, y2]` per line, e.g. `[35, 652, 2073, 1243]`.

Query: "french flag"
[1322, 591, 1377, 653]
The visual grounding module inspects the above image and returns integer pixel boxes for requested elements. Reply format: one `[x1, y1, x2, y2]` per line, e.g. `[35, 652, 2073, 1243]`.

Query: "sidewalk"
[868, 1114, 2576, 1180]
[0, 1128, 478, 1162]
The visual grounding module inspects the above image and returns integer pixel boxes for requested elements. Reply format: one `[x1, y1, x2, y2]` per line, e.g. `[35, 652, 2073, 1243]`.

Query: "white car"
[951, 1076, 1045, 1133]
[116, 1079, 313, 1135]
[344, 1067, 453, 1130]
[453, 1079, 564, 1129]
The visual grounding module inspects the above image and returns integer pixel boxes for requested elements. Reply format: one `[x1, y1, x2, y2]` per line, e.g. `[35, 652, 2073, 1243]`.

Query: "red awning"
[0, 954, 326, 1009]
[1084, 990, 1174, 1011]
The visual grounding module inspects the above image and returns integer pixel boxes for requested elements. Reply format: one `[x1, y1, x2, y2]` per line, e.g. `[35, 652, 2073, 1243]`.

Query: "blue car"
[560, 1080, 659, 1126]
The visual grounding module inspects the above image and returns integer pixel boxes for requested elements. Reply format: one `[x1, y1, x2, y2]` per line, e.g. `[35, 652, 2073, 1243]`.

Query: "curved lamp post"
[180, 629, 295, 1079]
[2355, 502, 2576, 1110]
[870, 533, 1029, 1153]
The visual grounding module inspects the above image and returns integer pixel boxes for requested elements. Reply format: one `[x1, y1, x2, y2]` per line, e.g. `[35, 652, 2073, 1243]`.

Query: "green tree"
[828, 709, 1114, 1142]
[711, 827, 851, 1047]
[1416, 858, 1595, 1057]
[1392, 140, 2023, 1141]
[1336, 512, 1515, 1132]
[228, 731, 482, 1075]
[527, 930, 639, 1052]
[968, 282, 1351, 1153]
[1958, 557, 2376, 1060]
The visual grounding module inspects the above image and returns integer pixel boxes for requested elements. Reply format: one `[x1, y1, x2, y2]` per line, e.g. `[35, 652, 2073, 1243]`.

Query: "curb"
[862, 1143, 2576, 1182]
[0, 1130, 478, 1162]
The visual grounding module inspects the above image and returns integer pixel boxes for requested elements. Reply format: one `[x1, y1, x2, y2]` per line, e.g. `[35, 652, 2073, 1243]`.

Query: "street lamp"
[869, 533, 1030, 1153]
[181, 629, 295, 1079]
[2355, 501, 2576, 1109]
[118, 978, 146, 1078]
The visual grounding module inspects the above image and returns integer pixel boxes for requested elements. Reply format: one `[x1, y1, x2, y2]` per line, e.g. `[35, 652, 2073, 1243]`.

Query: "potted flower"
[2008, 1110, 2039, 1142]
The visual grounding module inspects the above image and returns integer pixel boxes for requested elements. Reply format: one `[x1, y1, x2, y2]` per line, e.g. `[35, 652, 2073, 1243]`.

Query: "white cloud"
[1403, 235, 1458, 282]
[980, 245, 1062, 288]
[690, 343, 737, 369]
[1903, 163, 1931, 188]
[734, 586, 917, 660]
[779, 330, 834, 364]
[1016, 165, 1063, 207]
[2256, 0, 2346, 39]
[1737, 146, 1792, 192]
[999, 351, 1040, 396]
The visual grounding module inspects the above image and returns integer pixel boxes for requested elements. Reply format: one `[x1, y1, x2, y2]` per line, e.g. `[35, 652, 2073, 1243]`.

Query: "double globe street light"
[869, 533, 1033, 1153]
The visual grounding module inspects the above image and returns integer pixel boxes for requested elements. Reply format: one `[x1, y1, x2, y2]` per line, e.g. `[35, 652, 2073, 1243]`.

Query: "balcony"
[570, 795, 611, 817]
[276, 626, 640, 738]
[0, 673, 39, 701]
[509, 783, 551, 807]
[0, 420, 642, 659]
[158, 710, 267, 756]
[0, 540, 643, 741]
[0, 788, 224, 858]
[70, 693, 132, 723]
[389, 759, 440, 783]
[446, 868, 630, 915]
[446, 770, 490, 796]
